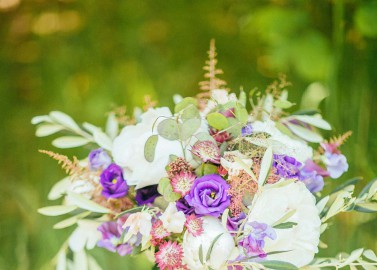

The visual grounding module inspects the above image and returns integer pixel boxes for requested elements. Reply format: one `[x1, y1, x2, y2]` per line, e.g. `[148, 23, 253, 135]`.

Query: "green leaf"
[272, 209, 296, 227]
[93, 130, 113, 151]
[163, 183, 181, 202]
[355, 203, 377, 212]
[195, 132, 216, 143]
[181, 104, 200, 120]
[36, 124, 64, 137]
[331, 177, 362, 194]
[291, 115, 331, 130]
[235, 103, 248, 124]
[67, 192, 110, 213]
[258, 146, 273, 186]
[144, 135, 159, 162]
[285, 122, 323, 143]
[300, 82, 328, 110]
[275, 122, 294, 137]
[239, 89, 247, 107]
[273, 222, 298, 229]
[157, 119, 179, 140]
[207, 112, 229, 130]
[338, 248, 364, 268]
[358, 178, 377, 199]
[206, 233, 223, 261]
[53, 211, 91, 229]
[195, 164, 218, 177]
[52, 136, 91, 148]
[180, 118, 201, 141]
[48, 177, 70, 200]
[364, 249, 377, 262]
[174, 97, 198, 113]
[199, 244, 204, 265]
[259, 260, 298, 270]
[49, 111, 82, 133]
[274, 100, 295, 109]
[355, 2, 377, 38]
[157, 177, 171, 195]
[38, 205, 77, 216]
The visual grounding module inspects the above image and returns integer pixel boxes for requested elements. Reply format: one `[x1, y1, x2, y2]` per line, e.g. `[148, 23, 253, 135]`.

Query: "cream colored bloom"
[247, 181, 321, 267]
[182, 216, 236, 270]
[159, 202, 186, 233]
[220, 150, 253, 176]
[122, 212, 152, 248]
[68, 220, 102, 252]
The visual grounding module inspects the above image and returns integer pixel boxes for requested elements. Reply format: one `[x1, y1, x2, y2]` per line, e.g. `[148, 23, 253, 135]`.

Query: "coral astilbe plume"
[155, 241, 184, 270]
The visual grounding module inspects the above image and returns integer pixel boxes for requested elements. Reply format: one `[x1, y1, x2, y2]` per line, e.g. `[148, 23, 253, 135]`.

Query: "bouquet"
[33, 41, 377, 270]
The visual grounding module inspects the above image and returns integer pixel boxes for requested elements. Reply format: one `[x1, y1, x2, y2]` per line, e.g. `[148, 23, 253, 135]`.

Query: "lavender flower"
[97, 222, 133, 256]
[135, 185, 160, 206]
[273, 154, 301, 179]
[323, 152, 348, 179]
[239, 221, 276, 258]
[299, 160, 327, 193]
[100, 164, 129, 199]
[89, 148, 111, 170]
[185, 174, 230, 217]
[227, 212, 247, 234]
[241, 123, 253, 137]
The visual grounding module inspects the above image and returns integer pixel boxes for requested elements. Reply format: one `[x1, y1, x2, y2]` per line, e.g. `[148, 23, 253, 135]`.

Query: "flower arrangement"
[33, 40, 377, 270]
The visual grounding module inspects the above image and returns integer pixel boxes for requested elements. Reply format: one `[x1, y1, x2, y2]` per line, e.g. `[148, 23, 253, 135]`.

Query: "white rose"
[247, 181, 321, 267]
[112, 107, 205, 189]
[183, 216, 236, 270]
[251, 120, 313, 163]
[159, 202, 186, 233]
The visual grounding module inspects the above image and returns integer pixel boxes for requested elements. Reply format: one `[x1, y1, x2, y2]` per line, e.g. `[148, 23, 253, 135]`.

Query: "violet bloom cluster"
[100, 164, 129, 199]
[185, 174, 230, 217]
[135, 185, 160, 206]
[239, 221, 276, 258]
[89, 148, 112, 170]
[273, 154, 301, 179]
[299, 160, 329, 193]
[97, 221, 133, 256]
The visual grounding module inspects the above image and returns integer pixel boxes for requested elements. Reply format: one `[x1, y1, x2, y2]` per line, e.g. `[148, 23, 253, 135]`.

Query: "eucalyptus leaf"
[144, 135, 159, 162]
[195, 132, 216, 143]
[50, 111, 82, 133]
[174, 97, 198, 113]
[181, 104, 200, 120]
[36, 124, 64, 137]
[52, 136, 91, 148]
[235, 103, 248, 124]
[157, 119, 179, 140]
[163, 183, 181, 202]
[157, 177, 171, 195]
[207, 112, 229, 130]
[38, 205, 78, 216]
[285, 122, 323, 143]
[67, 192, 110, 213]
[180, 118, 201, 140]
[258, 146, 273, 186]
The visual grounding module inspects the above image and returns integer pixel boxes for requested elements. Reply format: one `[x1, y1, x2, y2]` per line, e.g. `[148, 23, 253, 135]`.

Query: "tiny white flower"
[122, 212, 152, 248]
[159, 202, 186, 233]
[68, 220, 102, 252]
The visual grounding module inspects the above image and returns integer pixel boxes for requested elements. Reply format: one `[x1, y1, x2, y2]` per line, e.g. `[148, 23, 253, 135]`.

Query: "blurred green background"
[1, 0, 376, 269]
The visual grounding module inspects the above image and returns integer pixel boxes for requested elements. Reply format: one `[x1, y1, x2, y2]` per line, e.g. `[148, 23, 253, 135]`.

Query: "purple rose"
[89, 148, 112, 170]
[135, 185, 160, 206]
[97, 221, 133, 256]
[100, 164, 129, 199]
[239, 221, 276, 258]
[185, 174, 230, 217]
[323, 152, 348, 179]
[273, 155, 301, 179]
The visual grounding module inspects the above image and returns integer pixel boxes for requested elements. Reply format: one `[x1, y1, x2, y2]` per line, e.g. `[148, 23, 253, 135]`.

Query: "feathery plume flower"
[155, 241, 184, 270]
[185, 214, 203, 237]
[171, 171, 196, 196]
[191, 140, 221, 164]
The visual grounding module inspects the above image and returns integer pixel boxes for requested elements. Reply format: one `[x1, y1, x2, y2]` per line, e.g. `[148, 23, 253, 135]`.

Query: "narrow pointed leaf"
[38, 205, 77, 216]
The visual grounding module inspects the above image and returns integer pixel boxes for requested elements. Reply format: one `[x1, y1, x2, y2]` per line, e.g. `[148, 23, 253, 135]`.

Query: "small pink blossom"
[151, 220, 170, 246]
[171, 171, 196, 196]
[185, 214, 204, 237]
[155, 241, 184, 270]
[191, 140, 221, 164]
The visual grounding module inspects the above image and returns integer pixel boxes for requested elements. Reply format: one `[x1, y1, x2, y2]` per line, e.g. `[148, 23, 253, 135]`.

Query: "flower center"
[210, 191, 216, 198]
[112, 178, 117, 184]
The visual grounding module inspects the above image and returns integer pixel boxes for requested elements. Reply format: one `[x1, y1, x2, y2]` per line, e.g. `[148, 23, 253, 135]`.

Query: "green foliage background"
[0, 0, 376, 269]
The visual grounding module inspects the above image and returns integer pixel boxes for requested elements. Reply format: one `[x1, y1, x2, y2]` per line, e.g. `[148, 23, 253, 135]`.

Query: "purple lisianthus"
[273, 155, 301, 179]
[97, 221, 133, 256]
[89, 148, 112, 170]
[323, 152, 348, 179]
[239, 221, 276, 258]
[242, 123, 253, 137]
[185, 174, 230, 217]
[100, 164, 129, 199]
[176, 198, 195, 215]
[135, 185, 160, 206]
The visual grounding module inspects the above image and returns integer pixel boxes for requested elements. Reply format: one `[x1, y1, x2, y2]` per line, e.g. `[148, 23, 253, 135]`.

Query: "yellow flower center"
[112, 179, 117, 184]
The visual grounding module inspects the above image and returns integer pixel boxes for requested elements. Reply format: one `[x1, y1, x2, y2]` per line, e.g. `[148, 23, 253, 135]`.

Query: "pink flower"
[171, 171, 196, 196]
[151, 220, 170, 246]
[185, 214, 203, 237]
[191, 141, 221, 164]
[155, 241, 184, 270]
